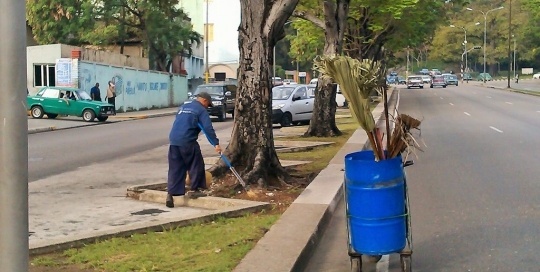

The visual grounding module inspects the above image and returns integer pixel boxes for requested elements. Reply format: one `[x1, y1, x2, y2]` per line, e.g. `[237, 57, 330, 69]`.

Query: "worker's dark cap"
[197, 92, 213, 106]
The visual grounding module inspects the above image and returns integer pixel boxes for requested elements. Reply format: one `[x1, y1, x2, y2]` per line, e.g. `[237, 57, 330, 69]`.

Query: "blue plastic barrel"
[345, 150, 406, 255]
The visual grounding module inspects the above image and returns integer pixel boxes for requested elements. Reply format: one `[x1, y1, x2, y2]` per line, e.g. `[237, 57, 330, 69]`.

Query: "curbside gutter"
[233, 89, 398, 272]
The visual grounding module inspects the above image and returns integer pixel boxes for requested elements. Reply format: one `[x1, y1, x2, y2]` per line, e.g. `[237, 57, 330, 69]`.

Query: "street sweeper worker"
[166, 92, 221, 208]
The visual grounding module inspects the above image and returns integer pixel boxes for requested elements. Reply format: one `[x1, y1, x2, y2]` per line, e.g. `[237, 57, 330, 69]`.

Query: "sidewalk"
[27, 91, 396, 271]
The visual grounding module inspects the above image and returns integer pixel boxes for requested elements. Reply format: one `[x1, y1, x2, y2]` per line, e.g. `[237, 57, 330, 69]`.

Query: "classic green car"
[27, 87, 115, 122]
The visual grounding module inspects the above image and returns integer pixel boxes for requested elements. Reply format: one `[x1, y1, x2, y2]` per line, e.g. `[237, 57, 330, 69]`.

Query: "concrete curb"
[233, 90, 397, 272]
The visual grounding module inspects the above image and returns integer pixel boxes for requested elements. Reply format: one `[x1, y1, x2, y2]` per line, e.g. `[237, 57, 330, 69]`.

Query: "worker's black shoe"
[166, 194, 174, 208]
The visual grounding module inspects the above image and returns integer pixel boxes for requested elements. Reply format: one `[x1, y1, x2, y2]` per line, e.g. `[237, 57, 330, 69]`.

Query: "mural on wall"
[111, 74, 123, 96]
[78, 61, 188, 112]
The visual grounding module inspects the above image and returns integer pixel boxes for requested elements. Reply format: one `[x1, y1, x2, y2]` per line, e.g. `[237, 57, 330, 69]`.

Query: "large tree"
[209, 0, 300, 186]
[293, 0, 350, 137]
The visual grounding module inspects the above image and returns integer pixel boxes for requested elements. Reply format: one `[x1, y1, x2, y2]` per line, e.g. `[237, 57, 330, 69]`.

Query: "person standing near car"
[106, 81, 116, 113]
[90, 83, 101, 101]
[166, 92, 222, 208]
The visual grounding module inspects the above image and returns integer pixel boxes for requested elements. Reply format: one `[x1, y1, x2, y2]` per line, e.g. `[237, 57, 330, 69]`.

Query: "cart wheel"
[400, 254, 412, 272]
[350, 256, 362, 272]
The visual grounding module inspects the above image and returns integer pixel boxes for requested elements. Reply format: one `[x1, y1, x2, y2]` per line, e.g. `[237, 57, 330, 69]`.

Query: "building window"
[34, 64, 56, 87]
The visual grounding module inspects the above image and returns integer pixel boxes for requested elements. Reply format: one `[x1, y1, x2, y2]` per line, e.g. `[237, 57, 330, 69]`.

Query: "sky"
[207, 0, 241, 64]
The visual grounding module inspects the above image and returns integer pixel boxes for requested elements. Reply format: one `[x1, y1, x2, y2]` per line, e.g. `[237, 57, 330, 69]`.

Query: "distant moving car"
[27, 87, 115, 122]
[419, 68, 430, 75]
[421, 75, 433, 84]
[442, 73, 459, 86]
[430, 75, 447, 88]
[463, 73, 473, 81]
[185, 82, 237, 122]
[406, 76, 424, 89]
[272, 84, 314, 127]
[532, 73, 540, 79]
[477, 73, 493, 81]
[397, 76, 407, 85]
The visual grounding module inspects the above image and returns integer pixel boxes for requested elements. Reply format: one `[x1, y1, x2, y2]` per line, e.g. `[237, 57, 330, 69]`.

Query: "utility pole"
[205, 0, 209, 83]
[513, 37, 517, 78]
[0, 0, 29, 270]
[507, 0, 512, 88]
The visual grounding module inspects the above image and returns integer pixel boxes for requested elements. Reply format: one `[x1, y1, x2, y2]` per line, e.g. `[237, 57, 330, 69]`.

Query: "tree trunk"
[209, 0, 299, 187]
[304, 0, 349, 137]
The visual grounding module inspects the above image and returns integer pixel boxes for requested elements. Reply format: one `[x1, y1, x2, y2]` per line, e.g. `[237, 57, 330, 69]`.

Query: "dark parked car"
[477, 73, 493, 81]
[185, 82, 237, 122]
[27, 87, 115, 122]
[430, 75, 447, 88]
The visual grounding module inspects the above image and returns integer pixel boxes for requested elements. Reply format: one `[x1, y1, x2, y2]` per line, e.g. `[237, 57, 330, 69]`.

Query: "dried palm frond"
[388, 113, 423, 159]
[314, 56, 386, 160]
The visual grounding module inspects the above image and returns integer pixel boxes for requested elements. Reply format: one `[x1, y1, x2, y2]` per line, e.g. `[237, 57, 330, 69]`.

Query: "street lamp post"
[205, 0, 209, 83]
[513, 35, 517, 78]
[467, 6, 504, 83]
[450, 22, 480, 78]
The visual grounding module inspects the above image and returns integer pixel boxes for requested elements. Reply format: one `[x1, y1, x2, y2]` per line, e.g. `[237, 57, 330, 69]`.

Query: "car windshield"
[76, 90, 92, 100]
[409, 77, 422, 80]
[195, 86, 224, 96]
[272, 86, 295, 100]
[448, 75, 457, 79]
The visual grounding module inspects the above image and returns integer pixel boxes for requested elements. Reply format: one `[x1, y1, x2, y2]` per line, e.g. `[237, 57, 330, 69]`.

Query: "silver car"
[406, 76, 424, 89]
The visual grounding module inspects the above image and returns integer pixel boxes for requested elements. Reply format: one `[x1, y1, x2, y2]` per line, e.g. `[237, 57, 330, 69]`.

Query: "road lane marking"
[440, 97, 444, 99]
[505, 102, 513, 105]
[490, 126, 503, 133]
[464, 112, 471, 116]
[486, 96, 492, 98]
[449, 103, 454, 106]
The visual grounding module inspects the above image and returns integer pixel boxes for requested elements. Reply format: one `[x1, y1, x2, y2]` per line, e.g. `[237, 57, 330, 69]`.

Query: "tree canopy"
[26, 0, 202, 72]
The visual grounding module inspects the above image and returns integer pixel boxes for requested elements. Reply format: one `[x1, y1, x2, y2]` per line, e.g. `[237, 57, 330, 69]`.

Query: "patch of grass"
[31, 213, 279, 272]
[278, 118, 359, 174]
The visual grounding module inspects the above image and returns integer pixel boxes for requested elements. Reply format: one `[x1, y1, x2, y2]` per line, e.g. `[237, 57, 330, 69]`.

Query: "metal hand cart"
[344, 159, 414, 272]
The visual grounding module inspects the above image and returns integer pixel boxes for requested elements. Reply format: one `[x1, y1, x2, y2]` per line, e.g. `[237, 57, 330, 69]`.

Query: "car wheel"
[430, 85, 433, 88]
[443, 85, 447, 88]
[97, 116, 108, 122]
[407, 86, 410, 89]
[82, 109, 95, 122]
[456, 83, 458, 86]
[46, 113, 58, 119]
[420, 86, 424, 89]
[31, 106, 44, 119]
[280, 112, 292, 127]
[217, 106, 227, 122]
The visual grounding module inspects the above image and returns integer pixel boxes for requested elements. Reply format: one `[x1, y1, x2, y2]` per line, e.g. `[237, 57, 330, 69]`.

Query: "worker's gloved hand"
[215, 144, 222, 154]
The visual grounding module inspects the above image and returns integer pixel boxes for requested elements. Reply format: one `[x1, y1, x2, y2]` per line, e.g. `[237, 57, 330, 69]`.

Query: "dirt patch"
[208, 168, 316, 213]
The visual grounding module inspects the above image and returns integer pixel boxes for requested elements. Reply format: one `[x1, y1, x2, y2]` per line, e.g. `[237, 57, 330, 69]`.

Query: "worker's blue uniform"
[168, 100, 219, 195]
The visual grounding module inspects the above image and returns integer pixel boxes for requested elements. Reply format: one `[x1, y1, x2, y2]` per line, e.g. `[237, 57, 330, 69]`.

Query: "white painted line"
[486, 96, 492, 98]
[440, 97, 444, 99]
[464, 112, 471, 116]
[537, 111, 540, 113]
[505, 102, 513, 105]
[490, 126, 503, 133]
[449, 103, 454, 106]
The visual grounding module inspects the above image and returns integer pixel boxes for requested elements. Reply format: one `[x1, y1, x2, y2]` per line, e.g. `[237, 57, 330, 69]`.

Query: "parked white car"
[307, 78, 347, 107]
[272, 84, 314, 127]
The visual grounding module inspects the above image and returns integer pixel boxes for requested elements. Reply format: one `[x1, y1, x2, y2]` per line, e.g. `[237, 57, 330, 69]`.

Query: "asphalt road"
[306, 83, 540, 271]
[28, 116, 233, 182]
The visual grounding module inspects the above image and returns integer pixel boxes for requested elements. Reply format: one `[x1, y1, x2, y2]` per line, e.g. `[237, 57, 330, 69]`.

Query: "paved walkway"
[26, 99, 385, 271]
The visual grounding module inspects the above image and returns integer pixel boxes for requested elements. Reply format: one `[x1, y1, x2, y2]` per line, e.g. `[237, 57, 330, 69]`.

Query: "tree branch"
[292, 10, 325, 29]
